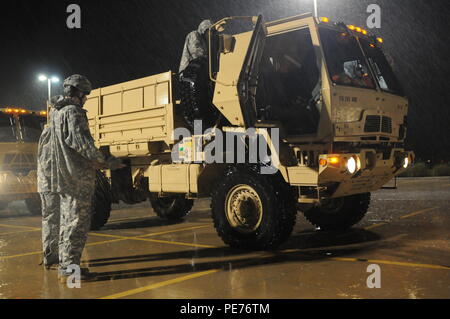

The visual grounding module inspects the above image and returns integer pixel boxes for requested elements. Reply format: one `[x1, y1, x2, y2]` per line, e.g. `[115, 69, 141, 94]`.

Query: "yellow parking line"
[363, 207, 439, 230]
[90, 232, 129, 239]
[363, 222, 388, 230]
[0, 251, 42, 260]
[86, 239, 126, 246]
[400, 207, 438, 219]
[0, 229, 41, 236]
[135, 237, 216, 249]
[138, 225, 210, 238]
[331, 257, 450, 271]
[0, 223, 40, 230]
[0, 225, 212, 260]
[109, 216, 146, 223]
[100, 269, 220, 299]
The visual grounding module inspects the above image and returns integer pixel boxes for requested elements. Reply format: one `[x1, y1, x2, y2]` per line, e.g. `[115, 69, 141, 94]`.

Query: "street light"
[38, 74, 60, 100]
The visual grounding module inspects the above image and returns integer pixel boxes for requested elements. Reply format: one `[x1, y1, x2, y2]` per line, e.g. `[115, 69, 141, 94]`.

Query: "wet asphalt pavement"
[0, 177, 449, 299]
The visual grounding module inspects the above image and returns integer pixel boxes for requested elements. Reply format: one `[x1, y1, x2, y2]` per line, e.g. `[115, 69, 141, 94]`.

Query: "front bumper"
[317, 149, 414, 198]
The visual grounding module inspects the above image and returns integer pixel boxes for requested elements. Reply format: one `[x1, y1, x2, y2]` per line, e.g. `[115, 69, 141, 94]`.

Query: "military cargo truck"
[85, 14, 414, 249]
[0, 107, 47, 215]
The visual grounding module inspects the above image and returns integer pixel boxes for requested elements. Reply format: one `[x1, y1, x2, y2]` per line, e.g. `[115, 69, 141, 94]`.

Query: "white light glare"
[403, 157, 409, 169]
[346, 157, 357, 174]
[38, 75, 47, 82]
[51, 76, 60, 83]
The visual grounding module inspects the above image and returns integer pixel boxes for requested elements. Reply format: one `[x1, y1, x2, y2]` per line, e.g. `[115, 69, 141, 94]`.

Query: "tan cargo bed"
[85, 71, 176, 156]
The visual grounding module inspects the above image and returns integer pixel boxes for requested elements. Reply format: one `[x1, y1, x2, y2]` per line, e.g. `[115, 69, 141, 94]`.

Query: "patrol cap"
[63, 74, 92, 95]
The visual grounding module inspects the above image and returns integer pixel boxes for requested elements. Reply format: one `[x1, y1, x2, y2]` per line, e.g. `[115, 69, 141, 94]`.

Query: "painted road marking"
[0, 225, 211, 260]
[363, 222, 388, 230]
[0, 223, 40, 230]
[364, 207, 439, 230]
[0, 229, 41, 236]
[100, 269, 220, 299]
[137, 238, 215, 249]
[400, 207, 439, 219]
[99, 250, 450, 299]
[138, 225, 210, 237]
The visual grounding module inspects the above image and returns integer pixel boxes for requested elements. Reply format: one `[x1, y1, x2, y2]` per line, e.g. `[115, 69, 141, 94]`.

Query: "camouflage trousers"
[40, 192, 92, 270]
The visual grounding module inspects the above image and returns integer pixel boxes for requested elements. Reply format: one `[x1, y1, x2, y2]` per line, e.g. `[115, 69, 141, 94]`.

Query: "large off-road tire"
[91, 171, 112, 230]
[211, 166, 297, 250]
[25, 195, 42, 216]
[150, 195, 194, 221]
[303, 193, 371, 231]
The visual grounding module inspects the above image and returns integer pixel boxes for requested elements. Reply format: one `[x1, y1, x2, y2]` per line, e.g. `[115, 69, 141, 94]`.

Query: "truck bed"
[85, 71, 177, 156]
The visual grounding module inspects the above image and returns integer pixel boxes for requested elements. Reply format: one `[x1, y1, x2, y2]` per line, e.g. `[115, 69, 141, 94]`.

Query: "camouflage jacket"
[178, 20, 212, 74]
[37, 96, 106, 195]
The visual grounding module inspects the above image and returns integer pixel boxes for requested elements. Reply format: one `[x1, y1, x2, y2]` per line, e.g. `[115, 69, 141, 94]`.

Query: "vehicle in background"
[0, 107, 47, 215]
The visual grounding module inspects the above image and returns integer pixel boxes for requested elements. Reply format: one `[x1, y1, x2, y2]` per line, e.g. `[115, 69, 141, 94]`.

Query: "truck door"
[212, 15, 267, 128]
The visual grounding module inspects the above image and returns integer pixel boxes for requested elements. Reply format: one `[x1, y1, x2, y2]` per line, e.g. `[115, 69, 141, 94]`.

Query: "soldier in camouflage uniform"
[178, 20, 219, 129]
[37, 74, 123, 282]
[179, 19, 213, 76]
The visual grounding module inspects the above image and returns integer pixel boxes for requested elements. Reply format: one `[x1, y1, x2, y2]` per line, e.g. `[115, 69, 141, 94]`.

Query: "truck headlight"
[346, 156, 361, 174]
[403, 156, 410, 169]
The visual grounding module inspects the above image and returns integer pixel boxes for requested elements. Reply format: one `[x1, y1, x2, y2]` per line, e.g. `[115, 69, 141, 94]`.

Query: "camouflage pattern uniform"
[178, 20, 213, 75]
[37, 93, 110, 270]
[178, 20, 219, 129]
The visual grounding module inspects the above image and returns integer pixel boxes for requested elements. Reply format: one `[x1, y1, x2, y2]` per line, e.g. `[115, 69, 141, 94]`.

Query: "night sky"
[1, 0, 449, 162]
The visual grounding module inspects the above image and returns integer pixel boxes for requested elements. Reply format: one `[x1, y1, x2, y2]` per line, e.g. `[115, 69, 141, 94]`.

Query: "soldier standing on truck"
[37, 74, 124, 283]
[178, 19, 218, 129]
[178, 19, 212, 78]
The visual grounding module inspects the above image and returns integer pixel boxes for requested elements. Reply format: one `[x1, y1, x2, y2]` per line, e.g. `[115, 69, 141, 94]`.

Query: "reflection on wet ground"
[0, 177, 449, 298]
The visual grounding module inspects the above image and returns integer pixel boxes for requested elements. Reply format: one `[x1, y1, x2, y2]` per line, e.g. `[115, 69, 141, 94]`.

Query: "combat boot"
[39, 260, 59, 270]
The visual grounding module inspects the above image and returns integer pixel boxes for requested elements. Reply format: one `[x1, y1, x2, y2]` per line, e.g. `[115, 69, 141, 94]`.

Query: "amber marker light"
[328, 156, 340, 166]
[319, 158, 328, 167]
[321, 17, 330, 23]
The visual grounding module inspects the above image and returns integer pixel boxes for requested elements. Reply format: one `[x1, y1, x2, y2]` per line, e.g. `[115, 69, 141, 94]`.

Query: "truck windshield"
[19, 115, 46, 142]
[319, 27, 376, 90]
[0, 113, 17, 142]
[359, 38, 404, 96]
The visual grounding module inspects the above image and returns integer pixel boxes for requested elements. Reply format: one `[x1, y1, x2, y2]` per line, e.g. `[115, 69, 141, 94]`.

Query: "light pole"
[38, 74, 59, 100]
[313, 0, 318, 17]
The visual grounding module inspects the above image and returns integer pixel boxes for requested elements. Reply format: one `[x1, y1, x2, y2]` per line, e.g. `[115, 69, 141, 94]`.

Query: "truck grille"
[381, 116, 392, 133]
[364, 116, 392, 134]
[364, 116, 381, 133]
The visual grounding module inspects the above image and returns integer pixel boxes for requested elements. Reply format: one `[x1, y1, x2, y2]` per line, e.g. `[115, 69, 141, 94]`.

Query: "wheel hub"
[226, 185, 263, 233]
